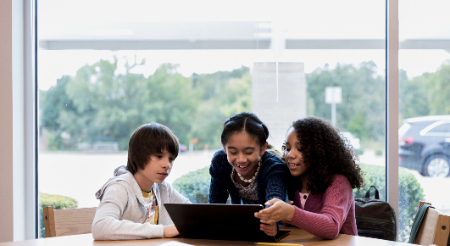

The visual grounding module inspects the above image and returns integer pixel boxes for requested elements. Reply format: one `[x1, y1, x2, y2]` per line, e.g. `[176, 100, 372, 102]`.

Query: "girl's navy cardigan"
[208, 149, 289, 205]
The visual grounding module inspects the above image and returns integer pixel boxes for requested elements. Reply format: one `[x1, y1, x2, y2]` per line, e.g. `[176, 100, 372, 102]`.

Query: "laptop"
[164, 203, 290, 242]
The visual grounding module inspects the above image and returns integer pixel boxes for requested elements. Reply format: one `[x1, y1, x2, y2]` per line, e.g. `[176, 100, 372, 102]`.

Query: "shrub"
[375, 149, 383, 156]
[39, 192, 78, 238]
[172, 167, 211, 203]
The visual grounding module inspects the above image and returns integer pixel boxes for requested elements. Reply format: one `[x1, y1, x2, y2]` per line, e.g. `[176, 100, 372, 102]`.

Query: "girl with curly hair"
[254, 117, 364, 239]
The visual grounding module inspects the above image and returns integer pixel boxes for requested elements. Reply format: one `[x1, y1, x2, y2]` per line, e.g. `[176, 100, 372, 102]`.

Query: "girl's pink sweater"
[287, 174, 358, 239]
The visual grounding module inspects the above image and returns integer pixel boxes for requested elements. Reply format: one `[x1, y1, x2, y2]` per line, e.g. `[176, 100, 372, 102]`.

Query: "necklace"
[237, 158, 262, 183]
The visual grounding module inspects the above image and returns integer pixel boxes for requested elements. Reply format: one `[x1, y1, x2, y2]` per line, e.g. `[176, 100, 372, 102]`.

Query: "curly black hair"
[283, 117, 364, 195]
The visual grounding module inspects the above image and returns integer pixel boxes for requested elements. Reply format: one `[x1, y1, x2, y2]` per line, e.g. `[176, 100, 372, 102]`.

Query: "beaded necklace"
[236, 158, 262, 183]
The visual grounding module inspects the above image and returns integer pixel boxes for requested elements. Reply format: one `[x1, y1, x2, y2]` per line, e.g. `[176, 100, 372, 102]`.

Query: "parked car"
[399, 115, 450, 177]
[340, 131, 361, 155]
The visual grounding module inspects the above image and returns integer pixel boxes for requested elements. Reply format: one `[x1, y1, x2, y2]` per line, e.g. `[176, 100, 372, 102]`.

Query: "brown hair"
[127, 122, 179, 174]
[283, 117, 364, 195]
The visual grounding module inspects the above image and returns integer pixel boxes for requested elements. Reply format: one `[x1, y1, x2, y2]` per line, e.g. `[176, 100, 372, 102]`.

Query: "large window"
[37, 0, 389, 238]
[398, 0, 450, 241]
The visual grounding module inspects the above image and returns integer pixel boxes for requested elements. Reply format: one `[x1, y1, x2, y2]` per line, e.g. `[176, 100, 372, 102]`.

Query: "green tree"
[399, 69, 430, 121]
[307, 62, 385, 143]
[190, 69, 252, 149]
[399, 59, 450, 123]
[62, 58, 148, 149]
[39, 75, 79, 150]
[427, 60, 450, 115]
[41, 58, 201, 150]
[140, 63, 201, 146]
[40, 58, 254, 151]
[191, 66, 250, 100]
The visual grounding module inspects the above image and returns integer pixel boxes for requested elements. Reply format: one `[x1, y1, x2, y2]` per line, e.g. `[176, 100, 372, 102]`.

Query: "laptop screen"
[165, 203, 289, 242]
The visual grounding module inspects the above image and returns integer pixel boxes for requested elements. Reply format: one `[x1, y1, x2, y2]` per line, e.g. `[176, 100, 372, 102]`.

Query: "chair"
[43, 206, 97, 237]
[409, 201, 450, 246]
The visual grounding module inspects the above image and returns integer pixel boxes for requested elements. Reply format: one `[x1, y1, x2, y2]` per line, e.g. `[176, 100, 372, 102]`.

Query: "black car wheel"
[423, 154, 450, 177]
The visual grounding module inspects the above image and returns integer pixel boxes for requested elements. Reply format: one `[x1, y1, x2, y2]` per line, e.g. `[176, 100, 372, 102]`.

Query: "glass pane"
[427, 123, 450, 133]
[399, 0, 450, 242]
[37, 0, 386, 238]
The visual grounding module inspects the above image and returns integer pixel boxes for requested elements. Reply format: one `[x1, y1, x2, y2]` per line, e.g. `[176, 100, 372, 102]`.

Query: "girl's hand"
[163, 225, 179, 238]
[281, 200, 294, 224]
[260, 223, 277, 236]
[254, 198, 295, 224]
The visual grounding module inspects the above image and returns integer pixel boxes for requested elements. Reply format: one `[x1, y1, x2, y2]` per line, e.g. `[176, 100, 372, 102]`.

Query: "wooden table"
[0, 228, 412, 246]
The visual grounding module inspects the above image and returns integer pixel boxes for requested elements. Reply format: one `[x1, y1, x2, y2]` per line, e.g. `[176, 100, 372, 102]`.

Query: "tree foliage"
[399, 69, 430, 120]
[40, 57, 450, 151]
[307, 61, 385, 142]
[399, 60, 450, 121]
[40, 58, 251, 150]
[427, 61, 450, 115]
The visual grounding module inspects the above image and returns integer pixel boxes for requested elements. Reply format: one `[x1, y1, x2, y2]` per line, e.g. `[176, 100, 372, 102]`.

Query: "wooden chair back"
[413, 201, 450, 246]
[43, 206, 97, 237]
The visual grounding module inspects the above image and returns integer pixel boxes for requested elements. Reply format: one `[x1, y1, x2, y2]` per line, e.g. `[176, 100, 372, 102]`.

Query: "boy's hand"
[260, 223, 277, 236]
[163, 225, 179, 238]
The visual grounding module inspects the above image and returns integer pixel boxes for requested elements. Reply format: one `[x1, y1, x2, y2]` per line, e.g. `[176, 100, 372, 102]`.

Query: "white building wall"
[251, 62, 307, 150]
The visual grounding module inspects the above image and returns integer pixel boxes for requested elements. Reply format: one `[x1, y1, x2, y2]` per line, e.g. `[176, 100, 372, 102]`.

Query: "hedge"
[173, 167, 210, 203]
[39, 192, 78, 238]
[172, 163, 425, 242]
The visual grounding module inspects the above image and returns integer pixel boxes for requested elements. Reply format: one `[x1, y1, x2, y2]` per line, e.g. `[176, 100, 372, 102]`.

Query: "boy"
[92, 123, 190, 240]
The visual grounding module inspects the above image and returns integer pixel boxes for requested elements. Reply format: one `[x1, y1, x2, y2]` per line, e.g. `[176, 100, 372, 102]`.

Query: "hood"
[95, 165, 130, 200]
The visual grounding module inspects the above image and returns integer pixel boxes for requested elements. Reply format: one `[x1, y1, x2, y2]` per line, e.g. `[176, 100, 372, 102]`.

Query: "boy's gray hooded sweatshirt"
[92, 166, 190, 240]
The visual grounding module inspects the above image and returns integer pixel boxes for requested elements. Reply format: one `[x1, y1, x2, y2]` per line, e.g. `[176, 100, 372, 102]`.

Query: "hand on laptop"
[254, 198, 295, 224]
[163, 225, 180, 238]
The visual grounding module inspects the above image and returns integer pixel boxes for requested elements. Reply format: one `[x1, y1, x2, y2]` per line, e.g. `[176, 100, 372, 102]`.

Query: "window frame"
[0, 0, 37, 241]
[386, 0, 399, 227]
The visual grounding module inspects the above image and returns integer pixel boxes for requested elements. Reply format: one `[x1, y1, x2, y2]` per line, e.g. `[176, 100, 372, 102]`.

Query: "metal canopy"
[39, 39, 450, 50]
[38, 21, 450, 50]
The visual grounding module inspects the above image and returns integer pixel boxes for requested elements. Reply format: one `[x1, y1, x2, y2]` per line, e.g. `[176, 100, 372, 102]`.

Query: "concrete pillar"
[252, 62, 307, 150]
